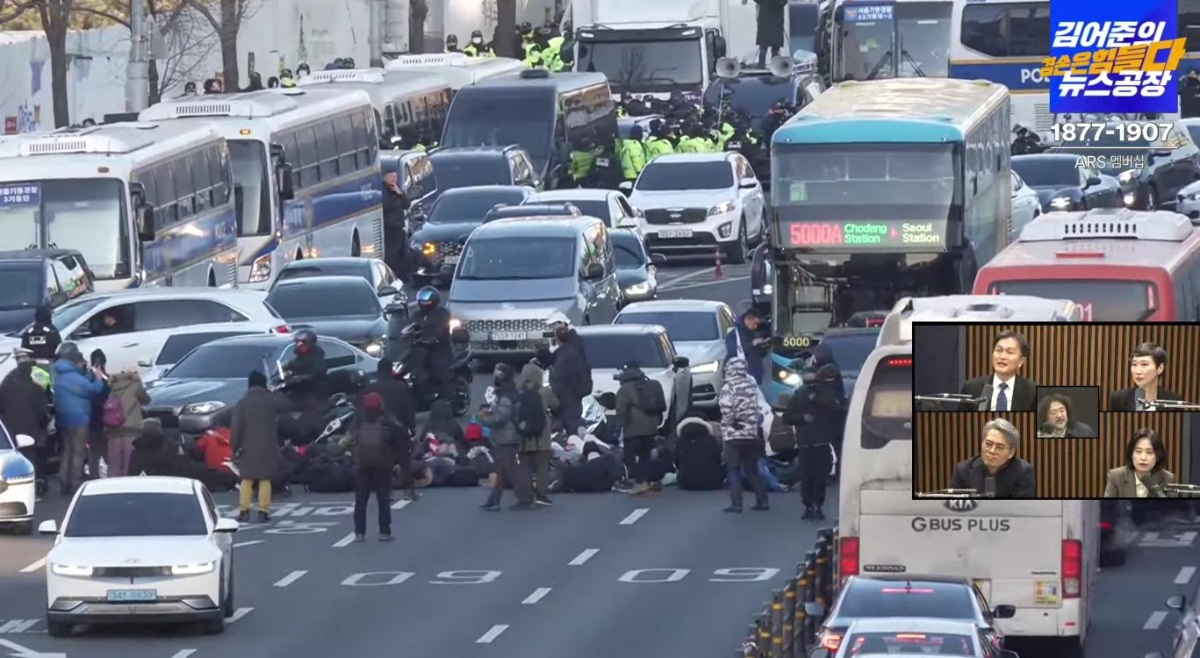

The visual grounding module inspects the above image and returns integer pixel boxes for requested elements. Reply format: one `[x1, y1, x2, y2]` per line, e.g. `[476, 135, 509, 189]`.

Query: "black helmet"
[280, 68, 294, 78]
[415, 285, 440, 310]
[470, 30, 483, 40]
[447, 34, 459, 47]
[520, 21, 533, 33]
[292, 328, 317, 346]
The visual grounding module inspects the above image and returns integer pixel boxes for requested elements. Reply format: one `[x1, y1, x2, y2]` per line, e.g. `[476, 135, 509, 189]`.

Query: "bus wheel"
[351, 233, 361, 257]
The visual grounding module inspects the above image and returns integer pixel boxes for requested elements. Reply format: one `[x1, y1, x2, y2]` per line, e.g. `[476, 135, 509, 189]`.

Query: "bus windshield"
[228, 140, 272, 236]
[835, 1, 951, 80]
[441, 89, 553, 175]
[0, 178, 129, 279]
[576, 38, 704, 95]
[789, 3, 820, 53]
[772, 142, 960, 220]
[988, 280, 1157, 321]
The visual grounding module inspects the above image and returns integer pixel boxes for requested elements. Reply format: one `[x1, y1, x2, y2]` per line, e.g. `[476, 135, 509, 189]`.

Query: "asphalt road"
[0, 259, 814, 658]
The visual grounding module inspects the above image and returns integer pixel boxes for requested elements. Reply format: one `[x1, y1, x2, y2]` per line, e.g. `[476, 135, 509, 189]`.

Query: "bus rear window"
[988, 280, 1157, 321]
[861, 355, 912, 450]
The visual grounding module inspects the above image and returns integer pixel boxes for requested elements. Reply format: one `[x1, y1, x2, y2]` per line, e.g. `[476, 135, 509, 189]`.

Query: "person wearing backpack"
[615, 360, 665, 495]
[105, 366, 150, 477]
[479, 363, 534, 510]
[340, 392, 409, 541]
[519, 362, 559, 506]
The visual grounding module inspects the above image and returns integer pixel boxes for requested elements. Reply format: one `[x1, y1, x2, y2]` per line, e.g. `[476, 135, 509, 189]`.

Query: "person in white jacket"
[718, 357, 769, 513]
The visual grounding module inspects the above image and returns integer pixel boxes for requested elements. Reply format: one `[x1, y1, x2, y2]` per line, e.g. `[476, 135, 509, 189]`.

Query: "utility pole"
[368, 0, 384, 67]
[125, 0, 149, 112]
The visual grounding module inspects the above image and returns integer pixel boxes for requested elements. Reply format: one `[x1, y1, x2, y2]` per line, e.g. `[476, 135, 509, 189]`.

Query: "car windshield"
[554, 199, 609, 219]
[989, 279, 1156, 321]
[457, 237, 576, 280]
[64, 492, 208, 537]
[0, 265, 41, 309]
[275, 264, 364, 284]
[617, 311, 719, 342]
[165, 343, 280, 379]
[267, 283, 381, 319]
[0, 179, 129, 280]
[636, 162, 733, 191]
[843, 632, 975, 656]
[580, 333, 667, 369]
[431, 190, 527, 223]
[576, 38, 704, 94]
[1012, 158, 1079, 187]
[816, 332, 879, 373]
[50, 297, 105, 333]
[156, 332, 256, 365]
[430, 156, 513, 191]
[441, 88, 553, 173]
[228, 139, 271, 236]
[835, 583, 974, 619]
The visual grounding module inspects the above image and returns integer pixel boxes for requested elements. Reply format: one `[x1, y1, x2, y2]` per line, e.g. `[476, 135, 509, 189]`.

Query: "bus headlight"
[778, 370, 801, 387]
[1049, 196, 1073, 210]
[248, 254, 272, 282]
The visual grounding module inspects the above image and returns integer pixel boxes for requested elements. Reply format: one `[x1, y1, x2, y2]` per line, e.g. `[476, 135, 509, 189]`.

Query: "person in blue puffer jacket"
[52, 342, 109, 495]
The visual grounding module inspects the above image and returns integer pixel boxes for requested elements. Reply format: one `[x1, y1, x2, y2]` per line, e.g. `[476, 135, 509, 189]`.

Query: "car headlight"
[182, 401, 225, 415]
[365, 339, 384, 356]
[421, 243, 436, 257]
[1049, 196, 1073, 210]
[171, 561, 217, 576]
[1118, 169, 1138, 184]
[248, 254, 272, 283]
[709, 201, 736, 216]
[692, 361, 719, 374]
[761, 284, 773, 295]
[779, 370, 801, 387]
[1123, 191, 1136, 206]
[51, 563, 94, 577]
[624, 282, 650, 295]
[449, 318, 462, 331]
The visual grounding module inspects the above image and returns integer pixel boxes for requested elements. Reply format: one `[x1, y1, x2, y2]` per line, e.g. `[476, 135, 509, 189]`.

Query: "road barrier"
[740, 526, 838, 658]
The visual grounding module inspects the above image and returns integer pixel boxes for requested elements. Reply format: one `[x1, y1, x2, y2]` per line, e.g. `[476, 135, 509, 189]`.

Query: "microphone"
[979, 384, 993, 411]
[983, 476, 996, 498]
[1135, 387, 1153, 411]
[1038, 423, 1055, 438]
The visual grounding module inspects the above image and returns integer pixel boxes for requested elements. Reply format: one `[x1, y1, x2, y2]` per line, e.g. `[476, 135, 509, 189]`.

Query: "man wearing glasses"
[948, 418, 1038, 498]
[960, 330, 1038, 411]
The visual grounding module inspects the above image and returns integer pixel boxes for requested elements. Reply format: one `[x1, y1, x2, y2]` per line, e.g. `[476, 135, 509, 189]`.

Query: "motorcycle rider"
[282, 328, 328, 416]
[1011, 126, 1042, 155]
[412, 286, 453, 402]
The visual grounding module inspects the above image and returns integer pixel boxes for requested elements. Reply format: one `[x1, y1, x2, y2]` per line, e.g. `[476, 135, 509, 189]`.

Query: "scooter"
[389, 321, 473, 416]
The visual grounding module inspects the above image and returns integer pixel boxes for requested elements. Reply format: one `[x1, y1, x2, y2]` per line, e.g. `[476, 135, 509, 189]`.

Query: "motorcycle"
[388, 320, 473, 416]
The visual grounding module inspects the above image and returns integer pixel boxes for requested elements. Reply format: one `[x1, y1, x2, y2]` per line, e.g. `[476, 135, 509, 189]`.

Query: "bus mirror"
[277, 164, 295, 201]
[712, 35, 727, 59]
[136, 203, 155, 241]
[233, 183, 245, 221]
[269, 143, 286, 161]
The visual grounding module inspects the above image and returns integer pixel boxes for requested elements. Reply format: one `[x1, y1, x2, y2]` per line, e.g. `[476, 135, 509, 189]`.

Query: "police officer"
[21, 305, 61, 362]
[463, 30, 494, 57]
[760, 100, 791, 144]
[558, 25, 576, 70]
[568, 137, 597, 187]
[620, 124, 648, 184]
[182, 81, 198, 96]
[446, 34, 460, 53]
[1011, 126, 1042, 155]
[412, 286, 453, 401]
[279, 68, 297, 88]
[542, 26, 566, 71]
[645, 121, 675, 160]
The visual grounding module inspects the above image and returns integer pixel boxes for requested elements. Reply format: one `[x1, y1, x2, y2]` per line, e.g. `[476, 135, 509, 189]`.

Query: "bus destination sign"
[782, 220, 947, 250]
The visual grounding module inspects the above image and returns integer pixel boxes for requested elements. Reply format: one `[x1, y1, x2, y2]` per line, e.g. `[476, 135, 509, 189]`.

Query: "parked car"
[613, 300, 729, 411]
[1012, 154, 1122, 212]
[0, 248, 94, 333]
[268, 257, 401, 298]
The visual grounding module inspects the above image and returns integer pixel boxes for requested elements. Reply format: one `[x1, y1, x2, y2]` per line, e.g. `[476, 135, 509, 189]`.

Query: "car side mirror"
[136, 202, 155, 241]
[215, 518, 240, 533]
[672, 356, 690, 369]
[1166, 594, 1186, 611]
[650, 253, 667, 266]
[378, 285, 399, 297]
[277, 164, 296, 201]
[583, 262, 604, 280]
[137, 359, 151, 368]
[808, 649, 831, 658]
[992, 604, 1017, 619]
[713, 35, 727, 58]
[803, 601, 825, 617]
[739, 177, 758, 189]
[38, 520, 59, 535]
[618, 181, 633, 196]
[1085, 176, 1101, 187]
[14, 433, 34, 449]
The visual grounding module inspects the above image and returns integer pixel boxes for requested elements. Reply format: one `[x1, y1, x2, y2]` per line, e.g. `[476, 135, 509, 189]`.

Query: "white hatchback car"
[527, 188, 649, 239]
[573, 324, 694, 430]
[39, 476, 239, 636]
[0, 426, 37, 534]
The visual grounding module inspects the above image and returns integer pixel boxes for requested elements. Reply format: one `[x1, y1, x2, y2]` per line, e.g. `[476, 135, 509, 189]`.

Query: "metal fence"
[741, 526, 839, 658]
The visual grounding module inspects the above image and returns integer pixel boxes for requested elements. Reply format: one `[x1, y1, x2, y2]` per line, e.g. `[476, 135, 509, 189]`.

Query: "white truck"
[568, 0, 765, 99]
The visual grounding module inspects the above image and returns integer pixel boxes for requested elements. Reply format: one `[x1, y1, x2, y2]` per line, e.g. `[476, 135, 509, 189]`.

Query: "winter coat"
[478, 383, 520, 446]
[754, 0, 787, 48]
[548, 330, 591, 400]
[674, 418, 725, 490]
[108, 373, 150, 435]
[365, 376, 417, 431]
[418, 399, 466, 454]
[724, 314, 766, 383]
[520, 362, 559, 452]
[719, 358, 761, 442]
[340, 411, 409, 469]
[196, 428, 235, 472]
[52, 359, 109, 430]
[782, 367, 845, 447]
[614, 366, 661, 438]
[0, 364, 48, 447]
[128, 420, 189, 477]
[230, 386, 282, 480]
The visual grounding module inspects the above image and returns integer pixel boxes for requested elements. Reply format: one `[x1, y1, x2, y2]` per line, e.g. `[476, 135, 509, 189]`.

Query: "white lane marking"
[332, 532, 358, 548]
[1144, 611, 1168, 630]
[392, 499, 412, 511]
[0, 638, 64, 657]
[656, 268, 711, 289]
[233, 540, 264, 548]
[274, 570, 308, 588]
[619, 508, 649, 525]
[522, 587, 552, 604]
[1177, 567, 1197, 585]
[18, 557, 46, 573]
[476, 624, 509, 643]
[229, 607, 254, 623]
[170, 651, 198, 658]
[0, 619, 39, 633]
[664, 275, 752, 293]
[568, 548, 599, 566]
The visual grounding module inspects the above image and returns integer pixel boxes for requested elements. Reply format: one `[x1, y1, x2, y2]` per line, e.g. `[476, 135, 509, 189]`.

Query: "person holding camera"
[724, 307, 770, 384]
[719, 357, 769, 513]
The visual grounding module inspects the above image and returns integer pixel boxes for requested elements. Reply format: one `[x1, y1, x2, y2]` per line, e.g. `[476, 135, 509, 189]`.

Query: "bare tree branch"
[73, 4, 127, 26]
[0, 0, 39, 26]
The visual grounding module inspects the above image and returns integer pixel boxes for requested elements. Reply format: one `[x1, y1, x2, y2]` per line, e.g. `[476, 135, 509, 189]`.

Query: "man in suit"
[1037, 393, 1096, 438]
[948, 418, 1037, 498]
[960, 330, 1038, 411]
[1108, 342, 1185, 411]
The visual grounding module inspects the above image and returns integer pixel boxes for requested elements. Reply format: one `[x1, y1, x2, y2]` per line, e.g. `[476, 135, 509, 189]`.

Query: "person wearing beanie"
[230, 370, 281, 523]
[341, 391, 409, 541]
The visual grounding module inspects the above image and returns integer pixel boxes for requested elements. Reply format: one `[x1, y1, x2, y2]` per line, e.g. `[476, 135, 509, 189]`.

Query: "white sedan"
[0, 427, 37, 534]
[613, 299, 736, 412]
[527, 188, 649, 239]
[1178, 178, 1200, 220]
[813, 617, 1019, 658]
[39, 476, 239, 636]
[573, 324, 693, 431]
[1010, 170, 1041, 241]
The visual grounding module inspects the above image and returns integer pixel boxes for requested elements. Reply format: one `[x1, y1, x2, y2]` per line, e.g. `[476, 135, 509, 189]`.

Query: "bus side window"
[209, 146, 229, 205]
[174, 157, 196, 218]
[190, 151, 213, 212]
[334, 115, 357, 174]
[153, 163, 177, 225]
[295, 127, 320, 188]
[362, 109, 379, 163]
[138, 170, 158, 209]
[315, 119, 339, 180]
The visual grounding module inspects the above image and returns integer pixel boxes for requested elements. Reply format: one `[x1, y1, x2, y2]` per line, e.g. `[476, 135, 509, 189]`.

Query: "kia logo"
[944, 499, 978, 512]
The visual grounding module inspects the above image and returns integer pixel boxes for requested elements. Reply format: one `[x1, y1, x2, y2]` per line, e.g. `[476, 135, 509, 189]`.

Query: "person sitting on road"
[194, 427, 240, 491]
[127, 418, 207, 484]
[555, 441, 622, 493]
[366, 357, 417, 433]
[419, 398, 467, 456]
[674, 417, 725, 490]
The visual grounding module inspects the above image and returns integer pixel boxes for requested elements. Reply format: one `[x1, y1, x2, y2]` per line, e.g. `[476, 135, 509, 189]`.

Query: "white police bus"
[297, 68, 453, 148]
[385, 53, 527, 91]
[826, 0, 953, 82]
[835, 296, 1096, 658]
[139, 88, 384, 285]
[950, 0, 1050, 132]
[0, 123, 238, 291]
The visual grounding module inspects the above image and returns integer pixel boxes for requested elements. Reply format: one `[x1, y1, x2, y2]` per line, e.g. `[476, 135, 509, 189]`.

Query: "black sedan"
[407, 185, 536, 283]
[143, 334, 379, 436]
[268, 257, 402, 296]
[1052, 120, 1200, 209]
[1012, 153, 1122, 212]
[482, 202, 581, 222]
[265, 276, 390, 357]
[612, 228, 665, 304]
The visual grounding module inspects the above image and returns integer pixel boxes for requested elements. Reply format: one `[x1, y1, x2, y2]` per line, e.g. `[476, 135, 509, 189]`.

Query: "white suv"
[626, 152, 766, 264]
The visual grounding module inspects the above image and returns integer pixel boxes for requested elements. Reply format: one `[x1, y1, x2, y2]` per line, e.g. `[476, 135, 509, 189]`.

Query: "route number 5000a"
[779, 335, 812, 349]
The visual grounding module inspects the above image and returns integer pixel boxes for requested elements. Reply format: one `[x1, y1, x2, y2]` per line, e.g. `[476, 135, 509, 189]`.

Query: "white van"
[837, 295, 1095, 658]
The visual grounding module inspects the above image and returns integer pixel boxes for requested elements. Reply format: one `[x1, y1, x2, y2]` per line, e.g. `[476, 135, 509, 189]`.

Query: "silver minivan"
[447, 216, 622, 358]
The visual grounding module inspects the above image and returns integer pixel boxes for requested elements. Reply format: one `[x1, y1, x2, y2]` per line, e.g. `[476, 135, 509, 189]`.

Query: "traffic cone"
[713, 246, 724, 279]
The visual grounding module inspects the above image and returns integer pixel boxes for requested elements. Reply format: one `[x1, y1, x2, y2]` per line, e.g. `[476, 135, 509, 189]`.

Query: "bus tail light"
[1062, 539, 1081, 598]
[839, 536, 859, 582]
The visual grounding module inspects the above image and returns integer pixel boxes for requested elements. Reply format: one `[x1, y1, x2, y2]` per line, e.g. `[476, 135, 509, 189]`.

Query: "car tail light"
[275, 324, 291, 334]
[1062, 539, 1081, 598]
[839, 536, 859, 582]
[1099, 521, 1112, 531]
[820, 632, 842, 651]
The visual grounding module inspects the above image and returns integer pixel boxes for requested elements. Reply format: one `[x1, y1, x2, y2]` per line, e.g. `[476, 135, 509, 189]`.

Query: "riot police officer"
[21, 305, 61, 362]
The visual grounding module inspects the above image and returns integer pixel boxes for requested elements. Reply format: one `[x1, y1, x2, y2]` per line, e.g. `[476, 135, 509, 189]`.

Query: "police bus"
[764, 77, 1009, 404]
[974, 209, 1200, 321]
[824, 0, 952, 82]
[139, 88, 383, 285]
[0, 123, 238, 291]
[832, 296, 1095, 657]
[441, 69, 617, 189]
[385, 53, 527, 91]
[296, 68, 452, 148]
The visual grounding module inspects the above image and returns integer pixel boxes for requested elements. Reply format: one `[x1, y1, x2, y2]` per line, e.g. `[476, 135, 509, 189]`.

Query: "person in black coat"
[1037, 393, 1095, 438]
[20, 305, 61, 361]
[948, 418, 1037, 498]
[365, 358, 419, 500]
[783, 365, 843, 519]
[382, 171, 410, 273]
[0, 351, 49, 480]
[753, 0, 788, 66]
[1107, 341, 1185, 411]
[674, 417, 725, 490]
[548, 318, 592, 437]
[959, 330, 1038, 411]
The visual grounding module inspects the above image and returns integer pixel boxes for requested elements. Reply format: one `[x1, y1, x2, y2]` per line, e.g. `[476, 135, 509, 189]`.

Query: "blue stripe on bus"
[239, 235, 280, 265]
[281, 171, 382, 241]
[142, 208, 238, 278]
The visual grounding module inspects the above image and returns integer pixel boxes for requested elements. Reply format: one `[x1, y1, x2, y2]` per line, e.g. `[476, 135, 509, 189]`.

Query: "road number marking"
[262, 521, 338, 535]
[341, 572, 416, 587]
[431, 570, 502, 585]
[619, 568, 690, 583]
[710, 568, 781, 582]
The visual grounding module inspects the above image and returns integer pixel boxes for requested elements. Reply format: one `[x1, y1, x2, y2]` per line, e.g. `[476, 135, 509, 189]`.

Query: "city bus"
[825, 0, 952, 82]
[973, 209, 1200, 321]
[0, 123, 238, 291]
[139, 88, 383, 285]
[950, 0, 1050, 132]
[296, 68, 452, 147]
[384, 53, 526, 91]
[765, 77, 1009, 403]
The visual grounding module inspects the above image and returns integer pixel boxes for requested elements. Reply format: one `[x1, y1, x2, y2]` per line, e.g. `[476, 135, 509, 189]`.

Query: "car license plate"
[491, 331, 527, 341]
[107, 589, 158, 603]
[443, 255, 460, 265]
[659, 229, 693, 238]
